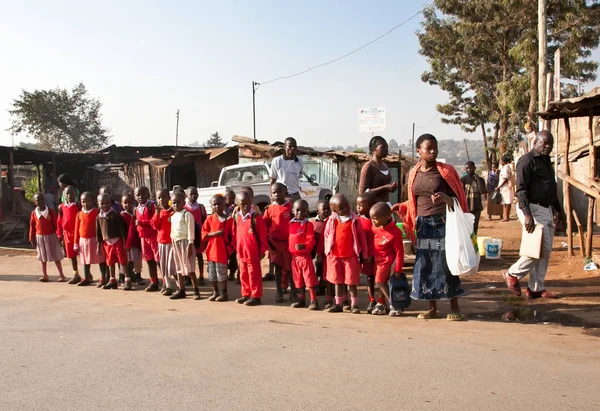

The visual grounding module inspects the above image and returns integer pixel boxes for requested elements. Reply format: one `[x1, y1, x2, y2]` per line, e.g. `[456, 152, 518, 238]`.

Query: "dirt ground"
[1, 216, 599, 336]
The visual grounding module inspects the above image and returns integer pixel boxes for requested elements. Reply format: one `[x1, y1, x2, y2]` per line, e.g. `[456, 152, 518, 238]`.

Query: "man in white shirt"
[270, 137, 304, 202]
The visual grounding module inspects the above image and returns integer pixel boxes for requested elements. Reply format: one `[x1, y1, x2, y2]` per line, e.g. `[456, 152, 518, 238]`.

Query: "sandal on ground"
[39, 276, 49, 282]
[57, 276, 67, 283]
[417, 311, 437, 319]
[446, 313, 464, 321]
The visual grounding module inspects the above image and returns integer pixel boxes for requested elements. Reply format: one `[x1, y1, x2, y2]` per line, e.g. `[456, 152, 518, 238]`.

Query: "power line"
[259, 5, 430, 85]
[416, 112, 440, 129]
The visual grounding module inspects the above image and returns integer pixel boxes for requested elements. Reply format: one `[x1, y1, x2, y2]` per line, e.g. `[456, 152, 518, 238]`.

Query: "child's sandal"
[39, 276, 49, 282]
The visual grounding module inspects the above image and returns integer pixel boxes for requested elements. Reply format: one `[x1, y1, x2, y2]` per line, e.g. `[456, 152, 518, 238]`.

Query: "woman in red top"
[393, 134, 468, 321]
[73, 192, 105, 286]
[202, 195, 234, 301]
[57, 186, 81, 284]
[30, 193, 65, 282]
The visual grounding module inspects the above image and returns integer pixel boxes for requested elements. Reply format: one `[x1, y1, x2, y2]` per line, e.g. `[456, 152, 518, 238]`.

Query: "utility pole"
[411, 122, 415, 160]
[175, 109, 180, 146]
[464, 139, 470, 162]
[538, 0, 547, 130]
[252, 81, 260, 141]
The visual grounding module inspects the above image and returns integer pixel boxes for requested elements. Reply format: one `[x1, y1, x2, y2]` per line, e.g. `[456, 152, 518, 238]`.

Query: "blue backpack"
[389, 273, 411, 310]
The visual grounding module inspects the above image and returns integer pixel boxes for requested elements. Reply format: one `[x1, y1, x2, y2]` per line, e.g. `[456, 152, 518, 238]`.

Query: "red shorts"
[291, 254, 318, 289]
[374, 256, 396, 283]
[63, 231, 77, 259]
[104, 239, 128, 266]
[269, 238, 291, 271]
[326, 254, 360, 285]
[361, 259, 374, 278]
[140, 237, 159, 262]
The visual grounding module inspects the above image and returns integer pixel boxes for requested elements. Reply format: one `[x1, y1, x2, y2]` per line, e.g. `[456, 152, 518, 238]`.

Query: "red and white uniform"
[263, 202, 292, 271]
[74, 208, 105, 265]
[202, 214, 234, 265]
[184, 201, 207, 254]
[57, 202, 80, 259]
[288, 219, 318, 289]
[323, 212, 367, 286]
[135, 201, 159, 262]
[357, 215, 374, 277]
[232, 212, 268, 298]
[372, 219, 404, 283]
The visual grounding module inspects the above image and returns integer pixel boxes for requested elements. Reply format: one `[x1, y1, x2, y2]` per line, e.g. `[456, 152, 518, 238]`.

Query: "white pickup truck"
[197, 162, 333, 214]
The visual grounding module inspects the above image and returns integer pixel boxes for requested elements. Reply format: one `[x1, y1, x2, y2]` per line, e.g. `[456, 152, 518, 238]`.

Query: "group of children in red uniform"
[29, 182, 405, 315]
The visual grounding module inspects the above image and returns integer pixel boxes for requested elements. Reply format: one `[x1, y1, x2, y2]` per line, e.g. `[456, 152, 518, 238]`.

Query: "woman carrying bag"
[392, 134, 469, 321]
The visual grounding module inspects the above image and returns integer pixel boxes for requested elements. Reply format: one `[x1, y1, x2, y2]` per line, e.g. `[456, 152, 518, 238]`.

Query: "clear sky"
[0, 0, 598, 149]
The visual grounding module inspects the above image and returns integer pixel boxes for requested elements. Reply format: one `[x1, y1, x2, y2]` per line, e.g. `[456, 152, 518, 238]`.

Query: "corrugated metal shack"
[87, 145, 239, 198]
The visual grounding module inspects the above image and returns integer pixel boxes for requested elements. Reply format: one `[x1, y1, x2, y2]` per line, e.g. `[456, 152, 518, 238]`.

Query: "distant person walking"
[57, 174, 79, 204]
[359, 136, 397, 204]
[270, 137, 303, 202]
[495, 155, 514, 222]
[486, 162, 503, 220]
[460, 161, 487, 234]
[502, 131, 564, 299]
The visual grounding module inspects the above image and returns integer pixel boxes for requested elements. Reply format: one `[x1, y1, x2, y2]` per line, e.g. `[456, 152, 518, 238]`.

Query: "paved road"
[1, 274, 599, 411]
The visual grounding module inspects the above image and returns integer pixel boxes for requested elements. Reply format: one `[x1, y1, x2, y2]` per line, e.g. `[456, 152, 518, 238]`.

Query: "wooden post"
[8, 150, 15, 215]
[36, 164, 42, 192]
[564, 117, 573, 257]
[587, 111, 596, 258]
[572, 210, 586, 257]
[52, 153, 57, 189]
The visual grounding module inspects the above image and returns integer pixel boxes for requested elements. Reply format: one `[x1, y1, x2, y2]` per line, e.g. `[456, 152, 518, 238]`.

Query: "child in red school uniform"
[96, 193, 129, 290]
[356, 192, 377, 313]
[313, 199, 332, 303]
[370, 202, 405, 316]
[232, 190, 268, 306]
[289, 199, 319, 310]
[121, 193, 144, 287]
[169, 192, 202, 300]
[57, 186, 81, 284]
[323, 193, 367, 314]
[263, 182, 294, 303]
[151, 189, 177, 296]
[73, 192, 105, 286]
[134, 186, 160, 292]
[202, 195, 234, 301]
[30, 193, 65, 282]
[184, 186, 208, 286]
[224, 189, 238, 282]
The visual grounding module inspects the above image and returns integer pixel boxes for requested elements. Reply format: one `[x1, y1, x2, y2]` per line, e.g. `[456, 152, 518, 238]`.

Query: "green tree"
[417, 0, 600, 168]
[204, 131, 226, 148]
[8, 82, 110, 152]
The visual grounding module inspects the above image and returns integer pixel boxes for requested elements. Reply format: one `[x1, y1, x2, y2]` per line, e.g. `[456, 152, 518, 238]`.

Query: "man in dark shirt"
[460, 161, 487, 234]
[503, 131, 565, 299]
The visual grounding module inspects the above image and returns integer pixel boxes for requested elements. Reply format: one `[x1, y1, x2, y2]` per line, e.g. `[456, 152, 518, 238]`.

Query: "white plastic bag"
[445, 198, 480, 276]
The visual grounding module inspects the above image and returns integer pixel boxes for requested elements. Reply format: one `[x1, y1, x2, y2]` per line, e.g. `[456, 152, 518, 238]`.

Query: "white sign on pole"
[358, 107, 386, 133]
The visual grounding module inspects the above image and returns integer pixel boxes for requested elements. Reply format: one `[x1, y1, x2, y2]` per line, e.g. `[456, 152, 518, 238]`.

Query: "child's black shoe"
[308, 301, 319, 311]
[327, 304, 343, 313]
[170, 290, 186, 300]
[244, 297, 261, 306]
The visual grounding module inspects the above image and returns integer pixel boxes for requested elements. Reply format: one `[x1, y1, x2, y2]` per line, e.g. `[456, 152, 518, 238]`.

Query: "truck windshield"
[221, 165, 270, 186]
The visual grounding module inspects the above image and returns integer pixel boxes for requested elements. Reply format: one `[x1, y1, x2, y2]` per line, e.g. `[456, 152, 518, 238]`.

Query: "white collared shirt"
[35, 207, 49, 219]
[270, 155, 304, 195]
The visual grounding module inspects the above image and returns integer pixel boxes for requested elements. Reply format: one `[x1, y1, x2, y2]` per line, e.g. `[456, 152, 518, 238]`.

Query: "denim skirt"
[411, 215, 464, 301]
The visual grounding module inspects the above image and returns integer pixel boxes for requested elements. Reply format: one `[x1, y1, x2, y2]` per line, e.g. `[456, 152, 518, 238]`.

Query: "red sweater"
[184, 202, 207, 226]
[263, 202, 292, 241]
[332, 219, 354, 258]
[135, 202, 157, 239]
[313, 217, 328, 257]
[74, 209, 99, 243]
[358, 215, 374, 275]
[121, 211, 142, 250]
[372, 219, 404, 271]
[232, 213, 268, 262]
[202, 214, 234, 265]
[151, 209, 174, 244]
[29, 208, 57, 241]
[56, 202, 80, 238]
[288, 220, 315, 256]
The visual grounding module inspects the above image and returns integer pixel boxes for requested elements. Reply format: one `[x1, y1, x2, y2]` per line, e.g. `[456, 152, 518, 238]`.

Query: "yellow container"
[477, 236, 491, 257]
